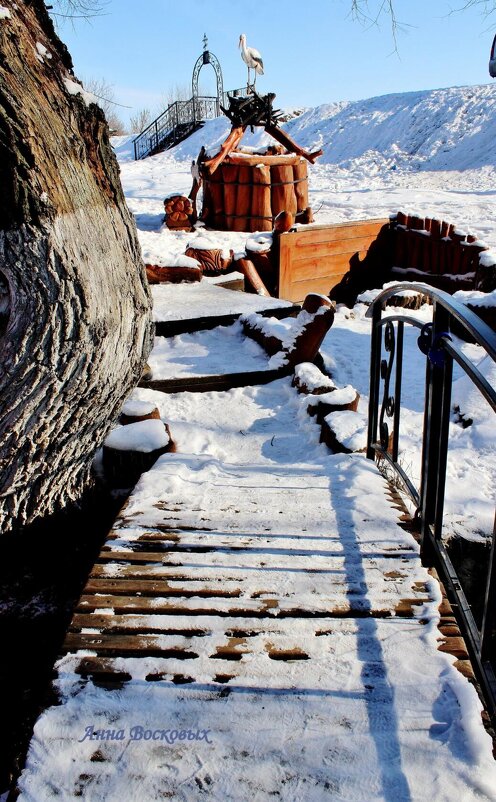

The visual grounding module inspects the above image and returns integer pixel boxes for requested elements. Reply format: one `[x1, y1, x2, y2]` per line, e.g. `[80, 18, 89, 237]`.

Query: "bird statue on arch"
[239, 33, 264, 91]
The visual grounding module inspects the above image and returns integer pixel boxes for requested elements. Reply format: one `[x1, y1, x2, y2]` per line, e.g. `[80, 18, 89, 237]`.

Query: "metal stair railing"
[366, 281, 496, 722]
[133, 88, 253, 160]
[133, 95, 222, 160]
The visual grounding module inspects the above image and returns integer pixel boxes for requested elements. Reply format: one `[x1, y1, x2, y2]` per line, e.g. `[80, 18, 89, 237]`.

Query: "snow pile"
[155, 84, 496, 175]
[293, 362, 336, 393]
[63, 77, 97, 107]
[0, 6, 11, 19]
[104, 420, 169, 453]
[325, 410, 368, 452]
[454, 288, 496, 308]
[121, 399, 158, 418]
[306, 385, 358, 408]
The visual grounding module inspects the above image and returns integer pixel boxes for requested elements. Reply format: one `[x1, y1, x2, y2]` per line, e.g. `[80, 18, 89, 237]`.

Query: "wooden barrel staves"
[201, 152, 309, 232]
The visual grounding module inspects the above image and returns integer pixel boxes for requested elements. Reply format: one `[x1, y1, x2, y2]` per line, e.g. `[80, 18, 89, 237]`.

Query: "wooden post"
[271, 163, 297, 219]
[232, 164, 252, 232]
[293, 159, 308, 213]
[251, 164, 272, 232]
[207, 168, 226, 229]
[222, 163, 239, 231]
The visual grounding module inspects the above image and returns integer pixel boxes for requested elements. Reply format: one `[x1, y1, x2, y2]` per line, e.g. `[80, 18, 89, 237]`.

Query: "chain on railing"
[367, 282, 496, 720]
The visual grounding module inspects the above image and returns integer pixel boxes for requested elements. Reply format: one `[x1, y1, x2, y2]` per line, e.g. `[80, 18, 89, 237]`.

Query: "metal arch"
[191, 50, 224, 103]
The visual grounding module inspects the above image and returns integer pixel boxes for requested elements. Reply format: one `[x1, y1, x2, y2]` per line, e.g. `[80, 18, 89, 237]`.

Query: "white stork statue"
[239, 33, 264, 89]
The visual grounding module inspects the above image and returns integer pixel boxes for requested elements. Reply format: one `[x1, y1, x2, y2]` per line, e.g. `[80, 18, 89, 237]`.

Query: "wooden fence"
[277, 218, 390, 303]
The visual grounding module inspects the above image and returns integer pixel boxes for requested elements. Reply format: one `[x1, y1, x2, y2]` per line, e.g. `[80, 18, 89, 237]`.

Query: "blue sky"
[55, 0, 496, 127]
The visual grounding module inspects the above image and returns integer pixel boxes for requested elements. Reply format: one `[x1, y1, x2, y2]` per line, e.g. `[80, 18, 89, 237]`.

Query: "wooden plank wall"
[277, 218, 390, 303]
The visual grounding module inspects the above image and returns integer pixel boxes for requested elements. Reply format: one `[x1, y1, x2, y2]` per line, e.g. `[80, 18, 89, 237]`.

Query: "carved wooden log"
[274, 211, 295, 234]
[295, 207, 314, 225]
[232, 165, 252, 232]
[264, 123, 323, 164]
[0, 1, 153, 532]
[206, 168, 226, 229]
[251, 164, 272, 232]
[307, 389, 360, 424]
[284, 294, 335, 366]
[222, 163, 239, 230]
[145, 263, 202, 284]
[240, 310, 282, 353]
[184, 247, 233, 276]
[204, 125, 245, 174]
[293, 159, 308, 213]
[271, 163, 297, 219]
[245, 233, 276, 293]
[450, 229, 466, 274]
[242, 294, 335, 365]
[234, 257, 271, 296]
[429, 219, 442, 275]
[164, 195, 194, 231]
[223, 153, 299, 167]
[292, 363, 336, 394]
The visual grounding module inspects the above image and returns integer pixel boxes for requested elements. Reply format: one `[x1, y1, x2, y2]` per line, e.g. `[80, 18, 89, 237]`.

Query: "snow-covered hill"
[114, 83, 496, 174]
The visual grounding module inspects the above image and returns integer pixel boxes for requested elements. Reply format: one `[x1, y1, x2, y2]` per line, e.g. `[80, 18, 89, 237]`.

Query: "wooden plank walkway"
[17, 378, 496, 801]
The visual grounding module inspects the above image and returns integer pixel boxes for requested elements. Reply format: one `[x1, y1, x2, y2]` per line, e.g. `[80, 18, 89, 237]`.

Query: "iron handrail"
[366, 281, 496, 720]
[132, 90, 243, 160]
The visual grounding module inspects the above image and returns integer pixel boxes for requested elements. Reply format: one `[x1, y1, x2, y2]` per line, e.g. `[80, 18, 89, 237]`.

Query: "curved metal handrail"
[366, 280, 496, 720]
[366, 282, 496, 359]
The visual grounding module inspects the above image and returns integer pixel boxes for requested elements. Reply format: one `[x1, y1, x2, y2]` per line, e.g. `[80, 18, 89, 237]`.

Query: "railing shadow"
[326, 458, 413, 802]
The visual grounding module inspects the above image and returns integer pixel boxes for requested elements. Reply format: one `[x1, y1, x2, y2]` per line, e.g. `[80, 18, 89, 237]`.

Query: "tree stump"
[0, 1, 153, 532]
[119, 399, 161, 426]
[103, 419, 174, 488]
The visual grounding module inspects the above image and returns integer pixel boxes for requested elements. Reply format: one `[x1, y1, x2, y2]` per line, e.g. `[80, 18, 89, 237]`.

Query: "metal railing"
[133, 96, 218, 160]
[367, 282, 496, 719]
[133, 89, 250, 160]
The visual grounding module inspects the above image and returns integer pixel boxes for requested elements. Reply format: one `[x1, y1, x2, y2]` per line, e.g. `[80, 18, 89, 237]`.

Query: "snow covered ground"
[112, 82, 496, 545]
[16, 380, 496, 801]
[15, 84, 496, 801]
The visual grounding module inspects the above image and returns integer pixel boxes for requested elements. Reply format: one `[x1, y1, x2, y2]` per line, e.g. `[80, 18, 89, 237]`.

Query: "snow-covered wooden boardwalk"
[18, 378, 496, 801]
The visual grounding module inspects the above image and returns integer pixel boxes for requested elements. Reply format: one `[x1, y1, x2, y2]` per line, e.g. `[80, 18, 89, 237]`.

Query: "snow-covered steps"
[151, 282, 296, 337]
[17, 379, 496, 801]
[143, 321, 289, 393]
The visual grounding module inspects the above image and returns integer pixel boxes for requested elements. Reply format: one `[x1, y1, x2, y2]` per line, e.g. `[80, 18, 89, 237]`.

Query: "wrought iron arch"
[192, 45, 224, 103]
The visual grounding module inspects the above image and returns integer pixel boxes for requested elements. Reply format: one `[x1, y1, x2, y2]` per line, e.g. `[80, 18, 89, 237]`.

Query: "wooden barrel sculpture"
[201, 152, 308, 233]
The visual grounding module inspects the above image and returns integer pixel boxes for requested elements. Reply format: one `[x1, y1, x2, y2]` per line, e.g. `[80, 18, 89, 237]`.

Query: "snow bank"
[121, 399, 158, 418]
[104, 420, 170, 453]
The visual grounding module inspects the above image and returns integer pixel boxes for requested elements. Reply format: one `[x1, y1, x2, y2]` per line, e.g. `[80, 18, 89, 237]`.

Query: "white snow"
[16, 82, 496, 801]
[111, 84, 496, 542]
[35, 41, 51, 60]
[325, 410, 368, 451]
[293, 362, 336, 392]
[17, 379, 496, 800]
[0, 6, 10, 19]
[148, 323, 272, 380]
[104, 419, 170, 453]
[454, 288, 496, 308]
[306, 385, 358, 407]
[151, 282, 292, 323]
[63, 77, 96, 107]
[120, 398, 158, 418]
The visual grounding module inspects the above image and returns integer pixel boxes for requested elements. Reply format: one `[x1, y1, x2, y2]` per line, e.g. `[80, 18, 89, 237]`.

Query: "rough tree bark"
[0, 1, 153, 532]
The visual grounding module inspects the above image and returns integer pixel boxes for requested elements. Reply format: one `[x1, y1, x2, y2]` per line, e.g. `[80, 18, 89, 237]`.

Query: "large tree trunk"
[0, 1, 153, 532]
